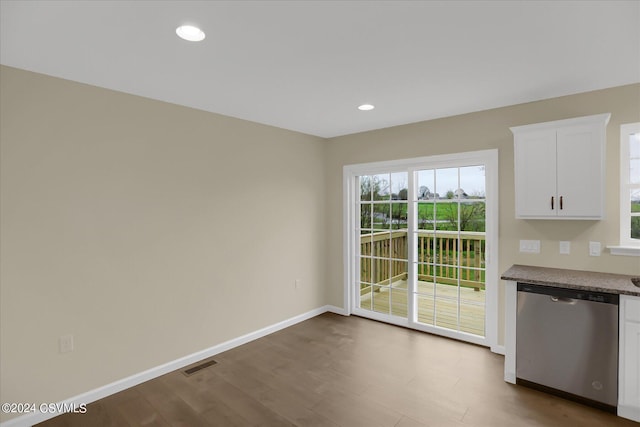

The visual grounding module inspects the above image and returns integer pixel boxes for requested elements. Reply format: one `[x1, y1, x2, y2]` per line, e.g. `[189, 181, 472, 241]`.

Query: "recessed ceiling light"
[176, 25, 205, 42]
[358, 104, 375, 111]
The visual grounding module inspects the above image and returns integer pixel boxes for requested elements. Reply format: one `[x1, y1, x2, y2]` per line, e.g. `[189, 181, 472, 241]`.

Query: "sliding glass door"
[413, 166, 486, 336]
[358, 173, 409, 318]
[346, 150, 497, 347]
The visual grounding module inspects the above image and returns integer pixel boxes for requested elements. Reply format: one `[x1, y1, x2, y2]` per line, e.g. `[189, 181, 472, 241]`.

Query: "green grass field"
[361, 201, 486, 232]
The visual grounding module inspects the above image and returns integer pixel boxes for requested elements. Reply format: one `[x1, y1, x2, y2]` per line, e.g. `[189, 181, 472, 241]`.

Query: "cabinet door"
[514, 130, 557, 218]
[556, 124, 604, 218]
[620, 320, 640, 412]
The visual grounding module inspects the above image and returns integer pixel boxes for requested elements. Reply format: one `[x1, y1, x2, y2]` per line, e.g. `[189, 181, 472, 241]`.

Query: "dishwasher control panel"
[517, 283, 619, 305]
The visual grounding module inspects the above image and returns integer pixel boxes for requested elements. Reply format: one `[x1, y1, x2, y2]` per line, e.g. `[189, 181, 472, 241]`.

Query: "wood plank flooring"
[36, 313, 637, 427]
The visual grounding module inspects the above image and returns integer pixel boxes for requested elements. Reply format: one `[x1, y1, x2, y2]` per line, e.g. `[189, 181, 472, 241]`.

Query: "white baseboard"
[618, 404, 640, 423]
[0, 305, 338, 427]
[491, 345, 505, 355]
[504, 371, 516, 384]
[325, 304, 349, 316]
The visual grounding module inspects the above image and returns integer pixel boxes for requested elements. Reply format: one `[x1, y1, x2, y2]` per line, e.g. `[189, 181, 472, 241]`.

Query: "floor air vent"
[182, 357, 217, 376]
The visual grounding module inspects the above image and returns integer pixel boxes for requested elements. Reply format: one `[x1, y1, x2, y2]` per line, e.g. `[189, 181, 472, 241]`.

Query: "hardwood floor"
[37, 313, 637, 427]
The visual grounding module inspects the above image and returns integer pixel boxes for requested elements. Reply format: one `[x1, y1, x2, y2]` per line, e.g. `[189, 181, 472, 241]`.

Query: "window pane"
[416, 232, 435, 279]
[371, 257, 390, 283]
[390, 202, 407, 230]
[416, 278, 435, 297]
[436, 235, 459, 268]
[360, 176, 372, 201]
[373, 174, 390, 201]
[436, 201, 458, 231]
[460, 165, 485, 198]
[459, 295, 485, 336]
[359, 283, 372, 310]
[390, 285, 408, 318]
[460, 201, 486, 232]
[391, 260, 407, 282]
[631, 159, 640, 185]
[372, 234, 390, 258]
[372, 285, 390, 314]
[360, 203, 372, 230]
[435, 296, 458, 330]
[631, 189, 640, 213]
[435, 168, 459, 200]
[390, 230, 408, 260]
[391, 172, 408, 200]
[417, 169, 435, 200]
[417, 294, 435, 325]
[417, 202, 435, 230]
[632, 188, 640, 240]
[390, 264, 408, 318]
[373, 203, 390, 230]
[630, 133, 640, 185]
[632, 217, 640, 240]
[360, 257, 371, 284]
[360, 234, 372, 256]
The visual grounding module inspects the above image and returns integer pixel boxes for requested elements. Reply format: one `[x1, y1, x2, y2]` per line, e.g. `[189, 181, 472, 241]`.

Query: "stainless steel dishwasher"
[516, 283, 619, 412]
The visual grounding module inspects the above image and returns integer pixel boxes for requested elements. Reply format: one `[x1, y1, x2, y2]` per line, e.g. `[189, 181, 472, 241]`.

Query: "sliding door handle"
[551, 196, 554, 210]
[560, 196, 563, 210]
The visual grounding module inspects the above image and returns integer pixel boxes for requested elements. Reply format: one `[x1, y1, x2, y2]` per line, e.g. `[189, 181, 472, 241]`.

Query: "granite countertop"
[501, 264, 640, 297]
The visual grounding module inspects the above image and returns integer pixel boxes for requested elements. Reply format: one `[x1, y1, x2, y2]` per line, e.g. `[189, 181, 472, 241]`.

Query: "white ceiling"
[1, 0, 639, 138]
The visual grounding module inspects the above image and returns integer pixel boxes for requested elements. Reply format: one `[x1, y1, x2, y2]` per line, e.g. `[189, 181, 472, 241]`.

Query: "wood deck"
[359, 280, 485, 336]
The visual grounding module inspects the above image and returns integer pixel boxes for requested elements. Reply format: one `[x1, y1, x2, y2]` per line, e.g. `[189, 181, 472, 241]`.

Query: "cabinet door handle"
[560, 196, 563, 210]
[551, 196, 554, 210]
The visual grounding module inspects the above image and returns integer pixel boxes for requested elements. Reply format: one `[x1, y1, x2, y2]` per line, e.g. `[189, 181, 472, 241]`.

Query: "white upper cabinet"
[511, 113, 610, 219]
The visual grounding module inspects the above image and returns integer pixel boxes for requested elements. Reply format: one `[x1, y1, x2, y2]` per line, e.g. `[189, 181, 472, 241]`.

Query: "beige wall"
[1, 64, 639, 422]
[0, 66, 326, 421]
[324, 83, 640, 345]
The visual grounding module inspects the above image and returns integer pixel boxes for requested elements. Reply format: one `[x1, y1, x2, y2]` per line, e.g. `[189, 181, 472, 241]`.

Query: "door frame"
[343, 149, 499, 350]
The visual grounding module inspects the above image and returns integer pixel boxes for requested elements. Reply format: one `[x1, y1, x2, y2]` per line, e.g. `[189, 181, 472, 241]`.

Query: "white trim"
[509, 113, 611, 134]
[0, 306, 335, 427]
[504, 280, 517, 384]
[343, 149, 499, 350]
[352, 307, 410, 327]
[619, 122, 640, 250]
[344, 149, 499, 176]
[607, 245, 640, 257]
[406, 319, 489, 347]
[326, 304, 349, 316]
[618, 405, 640, 423]
[491, 345, 506, 356]
[342, 167, 355, 316]
[483, 149, 499, 350]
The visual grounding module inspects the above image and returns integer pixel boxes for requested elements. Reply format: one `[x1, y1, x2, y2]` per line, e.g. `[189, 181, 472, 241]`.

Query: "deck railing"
[360, 230, 485, 293]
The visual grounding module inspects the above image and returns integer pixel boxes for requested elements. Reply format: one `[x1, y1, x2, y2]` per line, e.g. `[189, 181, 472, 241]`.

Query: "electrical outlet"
[589, 241, 601, 257]
[519, 240, 540, 254]
[59, 334, 74, 353]
[559, 241, 570, 255]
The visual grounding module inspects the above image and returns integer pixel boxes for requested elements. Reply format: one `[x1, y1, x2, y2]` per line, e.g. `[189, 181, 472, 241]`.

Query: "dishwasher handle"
[550, 296, 577, 305]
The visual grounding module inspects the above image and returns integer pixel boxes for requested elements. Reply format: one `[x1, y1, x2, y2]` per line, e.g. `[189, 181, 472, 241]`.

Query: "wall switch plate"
[559, 241, 570, 255]
[59, 334, 74, 353]
[519, 240, 540, 254]
[295, 279, 301, 289]
[589, 241, 601, 257]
